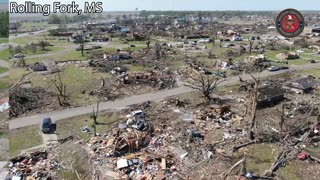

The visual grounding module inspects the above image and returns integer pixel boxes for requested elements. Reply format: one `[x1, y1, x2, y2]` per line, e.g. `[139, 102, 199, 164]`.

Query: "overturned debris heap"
[8, 151, 59, 180]
[87, 110, 181, 179]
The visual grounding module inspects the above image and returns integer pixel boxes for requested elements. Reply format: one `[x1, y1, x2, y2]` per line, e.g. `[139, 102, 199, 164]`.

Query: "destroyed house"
[185, 35, 209, 39]
[104, 52, 131, 61]
[123, 72, 158, 84]
[30, 62, 47, 72]
[92, 36, 109, 42]
[284, 76, 319, 94]
[258, 85, 284, 107]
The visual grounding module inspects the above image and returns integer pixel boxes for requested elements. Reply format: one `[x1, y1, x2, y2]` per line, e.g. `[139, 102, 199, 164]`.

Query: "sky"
[9, 0, 320, 11]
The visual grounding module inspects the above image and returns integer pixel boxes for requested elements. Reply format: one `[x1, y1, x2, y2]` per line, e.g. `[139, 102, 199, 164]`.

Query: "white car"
[14, 53, 25, 58]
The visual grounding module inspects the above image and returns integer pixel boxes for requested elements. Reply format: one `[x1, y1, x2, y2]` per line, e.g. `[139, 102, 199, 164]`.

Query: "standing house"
[283, 76, 319, 94]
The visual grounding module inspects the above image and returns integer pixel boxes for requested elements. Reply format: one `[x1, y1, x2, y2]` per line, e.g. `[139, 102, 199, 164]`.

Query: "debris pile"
[121, 71, 176, 90]
[195, 105, 243, 127]
[86, 109, 182, 179]
[9, 87, 55, 118]
[8, 151, 60, 179]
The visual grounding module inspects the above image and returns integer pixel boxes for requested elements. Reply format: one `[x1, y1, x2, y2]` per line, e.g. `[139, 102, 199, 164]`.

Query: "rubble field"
[8, 81, 320, 179]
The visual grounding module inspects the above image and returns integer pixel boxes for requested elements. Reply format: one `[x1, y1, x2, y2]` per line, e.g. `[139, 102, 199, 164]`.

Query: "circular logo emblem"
[276, 9, 305, 38]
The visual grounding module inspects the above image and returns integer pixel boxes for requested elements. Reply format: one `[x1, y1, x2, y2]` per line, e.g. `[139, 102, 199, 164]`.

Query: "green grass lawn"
[0, 38, 8, 44]
[0, 77, 8, 92]
[10, 65, 110, 106]
[0, 67, 8, 74]
[277, 162, 303, 180]
[56, 111, 120, 141]
[233, 143, 306, 179]
[296, 68, 320, 77]
[25, 49, 89, 63]
[28, 65, 110, 105]
[0, 48, 9, 61]
[10, 35, 43, 45]
[265, 49, 319, 65]
[21, 45, 65, 56]
[9, 125, 42, 157]
[236, 143, 280, 176]
[20, 21, 49, 31]
[0, 131, 6, 138]
[9, 68, 29, 84]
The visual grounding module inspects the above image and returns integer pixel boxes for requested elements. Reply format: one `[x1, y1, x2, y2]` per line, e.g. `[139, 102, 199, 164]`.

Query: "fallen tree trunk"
[221, 158, 245, 180]
[232, 140, 258, 152]
[264, 148, 291, 177]
[310, 155, 320, 163]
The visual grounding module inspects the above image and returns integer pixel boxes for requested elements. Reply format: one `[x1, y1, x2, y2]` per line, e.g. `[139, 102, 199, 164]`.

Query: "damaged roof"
[286, 76, 319, 90]
[258, 85, 284, 100]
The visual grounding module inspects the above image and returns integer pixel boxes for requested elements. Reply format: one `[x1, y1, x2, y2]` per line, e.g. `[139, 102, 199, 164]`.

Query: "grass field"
[0, 67, 8, 74]
[10, 64, 111, 107]
[0, 38, 8, 44]
[9, 125, 42, 157]
[296, 68, 320, 77]
[0, 48, 9, 60]
[265, 49, 319, 65]
[0, 77, 8, 92]
[56, 111, 120, 141]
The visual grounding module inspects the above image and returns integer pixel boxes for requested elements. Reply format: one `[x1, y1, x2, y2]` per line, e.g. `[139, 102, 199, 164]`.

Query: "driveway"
[41, 132, 58, 145]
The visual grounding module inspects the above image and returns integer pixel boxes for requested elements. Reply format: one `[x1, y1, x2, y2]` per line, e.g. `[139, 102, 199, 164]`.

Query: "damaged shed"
[258, 85, 285, 107]
[284, 76, 319, 94]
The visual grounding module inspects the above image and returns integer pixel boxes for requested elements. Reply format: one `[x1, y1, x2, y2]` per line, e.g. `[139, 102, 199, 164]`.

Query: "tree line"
[0, 12, 8, 37]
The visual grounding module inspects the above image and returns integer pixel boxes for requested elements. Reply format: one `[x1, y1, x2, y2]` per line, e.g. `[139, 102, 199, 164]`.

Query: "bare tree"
[10, 72, 32, 93]
[211, 35, 215, 45]
[185, 74, 225, 100]
[248, 37, 255, 55]
[19, 57, 26, 67]
[52, 71, 69, 106]
[146, 39, 151, 49]
[247, 73, 259, 141]
[80, 43, 85, 57]
[154, 43, 162, 59]
[90, 102, 99, 136]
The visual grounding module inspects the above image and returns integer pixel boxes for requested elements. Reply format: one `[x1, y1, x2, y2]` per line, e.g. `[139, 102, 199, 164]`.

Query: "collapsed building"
[284, 76, 319, 94]
[120, 71, 176, 90]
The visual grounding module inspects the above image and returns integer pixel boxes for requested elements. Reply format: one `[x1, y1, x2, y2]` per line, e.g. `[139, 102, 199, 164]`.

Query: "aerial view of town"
[0, 0, 9, 178]
[2, 0, 320, 179]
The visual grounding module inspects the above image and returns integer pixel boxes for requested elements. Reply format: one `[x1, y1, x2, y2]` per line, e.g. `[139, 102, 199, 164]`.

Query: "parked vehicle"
[14, 53, 25, 58]
[280, 66, 289, 70]
[267, 66, 281, 72]
[92, 45, 102, 49]
[214, 71, 227, 78]
[40, 117, 53, 133]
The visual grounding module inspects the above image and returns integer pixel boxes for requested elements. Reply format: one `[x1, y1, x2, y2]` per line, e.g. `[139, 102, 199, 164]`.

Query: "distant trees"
[0, 12, 9, 37]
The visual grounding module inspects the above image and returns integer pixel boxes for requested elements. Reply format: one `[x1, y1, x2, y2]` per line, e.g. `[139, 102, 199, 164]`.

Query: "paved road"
[0, 72, 8, 78]
[9, 29, 53, 40]
[0, 60, 8, 68]
[18, 45, 77, 60]
[9, 63, 320, 130]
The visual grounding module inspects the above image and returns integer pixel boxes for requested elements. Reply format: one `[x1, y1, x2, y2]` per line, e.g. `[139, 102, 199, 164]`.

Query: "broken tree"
[185, 74, 225, 101]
